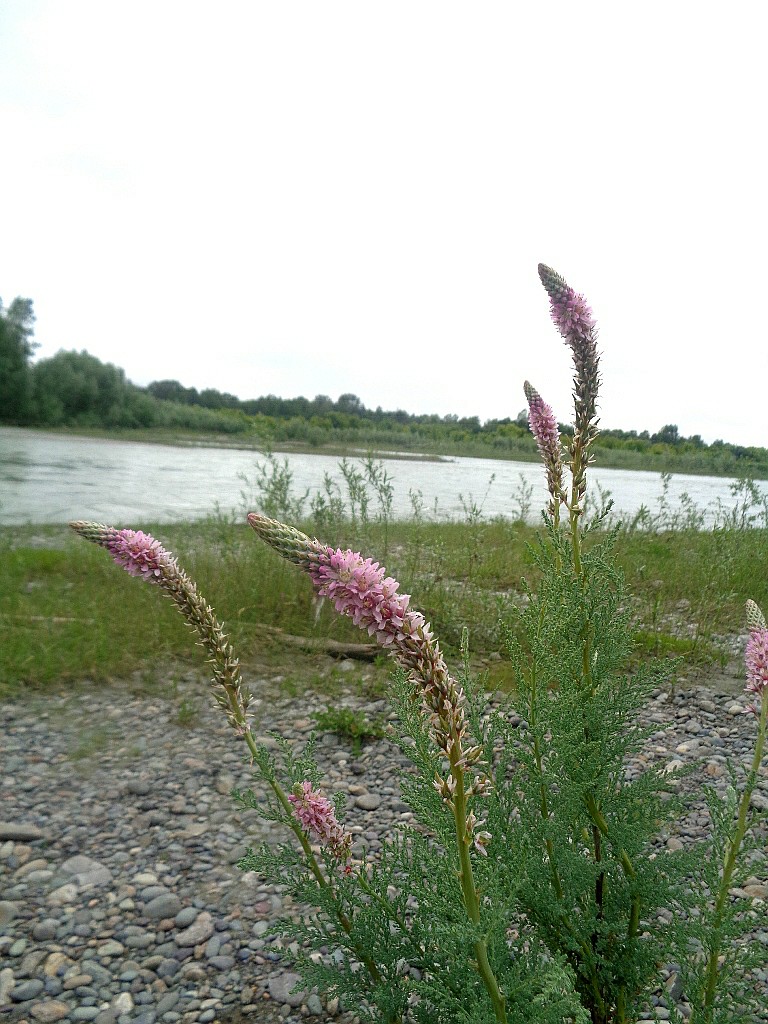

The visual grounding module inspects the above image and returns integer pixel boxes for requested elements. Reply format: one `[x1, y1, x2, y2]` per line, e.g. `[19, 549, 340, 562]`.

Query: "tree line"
[2, 296, 767, 477]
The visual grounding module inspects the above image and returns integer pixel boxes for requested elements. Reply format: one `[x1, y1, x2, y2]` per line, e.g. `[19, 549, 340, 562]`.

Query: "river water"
[0, 427, 764, 528]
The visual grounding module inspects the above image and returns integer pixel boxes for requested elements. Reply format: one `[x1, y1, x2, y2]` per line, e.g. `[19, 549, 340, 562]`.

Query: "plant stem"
[234, 706, 399, 1017]
[699, 692, 767, 1024]
[449, 743, 508, 1022]
[530, 605, 565, 901]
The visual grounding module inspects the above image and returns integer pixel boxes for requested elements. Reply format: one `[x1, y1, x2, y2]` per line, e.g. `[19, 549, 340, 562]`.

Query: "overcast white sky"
[1, 2, 766, 446]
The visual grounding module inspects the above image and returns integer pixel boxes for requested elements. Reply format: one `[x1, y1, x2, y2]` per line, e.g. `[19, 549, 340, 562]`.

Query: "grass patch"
[68, 725, 117, 761]
[311, 707, 388, 755]
[1, 519, 766, 698]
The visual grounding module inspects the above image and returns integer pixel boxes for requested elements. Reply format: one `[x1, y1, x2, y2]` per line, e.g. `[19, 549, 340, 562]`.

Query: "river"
[1, 427, 764, 528]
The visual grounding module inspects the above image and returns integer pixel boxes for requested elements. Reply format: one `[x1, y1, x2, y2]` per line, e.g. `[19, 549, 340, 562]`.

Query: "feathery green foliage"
[63, 264, 767, 1022]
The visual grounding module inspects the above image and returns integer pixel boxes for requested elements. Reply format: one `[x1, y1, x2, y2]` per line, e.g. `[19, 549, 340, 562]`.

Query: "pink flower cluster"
[105, 529, 174, 582]
[746, 642, 768, 719]
[526, 385, 558, 450]
[524, 381, 565, 509]
[550, 290, 596, 344]
[308, 548, 430, 648]
[247, 514, 490, 848]
[745, 600, 768, 716]
[289, 780, 352, 867]
[70, 521, 253, 735]
[537, 263, 596, 346]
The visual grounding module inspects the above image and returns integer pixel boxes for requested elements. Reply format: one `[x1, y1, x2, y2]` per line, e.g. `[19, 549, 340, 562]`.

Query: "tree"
[147, 379, 199, 404]
[337, 393, 364, 414]
[30, 350, 132, 425]
[0, 297, 37, 423]
[652, 423, 679, 445]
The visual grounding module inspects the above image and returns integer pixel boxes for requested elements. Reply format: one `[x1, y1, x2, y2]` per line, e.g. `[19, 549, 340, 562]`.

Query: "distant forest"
[2, 296, 767, 478]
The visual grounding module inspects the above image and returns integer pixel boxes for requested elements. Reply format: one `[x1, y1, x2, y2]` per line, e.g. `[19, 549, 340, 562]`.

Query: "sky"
[1, 2, 766, 447]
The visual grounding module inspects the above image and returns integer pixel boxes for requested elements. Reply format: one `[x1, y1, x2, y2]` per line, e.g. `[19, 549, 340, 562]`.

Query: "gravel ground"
[1, 651, 767, 1024]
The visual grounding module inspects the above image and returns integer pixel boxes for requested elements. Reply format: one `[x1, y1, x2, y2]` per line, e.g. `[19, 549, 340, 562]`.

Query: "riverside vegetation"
[2, 296, 768, 479]
[2, 461, 767, 696]
[3, 265, 767, 1023]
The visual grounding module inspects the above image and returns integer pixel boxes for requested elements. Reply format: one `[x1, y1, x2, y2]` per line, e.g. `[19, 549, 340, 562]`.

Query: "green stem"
[449, 745, 508, 1022]
[232, 698, 396, 1015]
[700, 692, 767, 1024]
[585, 772, 641, 1022]
[530, 605, 565, 901]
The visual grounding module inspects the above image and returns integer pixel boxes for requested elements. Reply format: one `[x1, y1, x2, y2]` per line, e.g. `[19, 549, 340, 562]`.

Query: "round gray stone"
[268, 971, 306, 1007]
[11, 977, 45, 1001]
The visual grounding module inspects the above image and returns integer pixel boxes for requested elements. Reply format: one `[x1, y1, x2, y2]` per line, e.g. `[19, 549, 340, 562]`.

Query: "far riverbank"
[4, 423, 767, 480]
[3, 427, 766, 527]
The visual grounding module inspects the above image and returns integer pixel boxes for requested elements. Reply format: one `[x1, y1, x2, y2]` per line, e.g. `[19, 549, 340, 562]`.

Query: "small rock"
[62, 973, 93, 990]
[174, 906, 198, 928]
[307, 993, 324, 1014]
[43, 952, 73, 977]
[144, 892, 182, 920]
[11, 978, 45, 1001]
[268, 971, 306, 1007]
[96, 939, 125, 957]
[0, 823, 44, 842]
[60, 854, 112, 888]
[355, 793, 382, 811]
[92, 1012, 117, 1024]
[32, 919, 58, 941]
[112, 991, 133, 1013]
[0, 900, 20, 926]
[47, 883, 79, 906]
[0, 968, 16, 1005]
[175, 911, 214, 946]
[30, 1002, 71, 1023]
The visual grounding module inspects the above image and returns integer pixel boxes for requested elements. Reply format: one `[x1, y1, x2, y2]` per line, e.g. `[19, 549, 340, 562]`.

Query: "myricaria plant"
[70, 265, 767, 1024]
[674, 599, 768, 1024]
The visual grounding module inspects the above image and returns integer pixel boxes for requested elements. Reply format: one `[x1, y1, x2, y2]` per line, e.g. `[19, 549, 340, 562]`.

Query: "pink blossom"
[70, 521, 253, 735]
[745, 628, 768, 701]
[289, 781, 351, 867]
[551, 291, 596, 343]
[307, 547, 431, 648]
[526, 384, 559, 452]
[537, 264, 601, 505]
[104, 529, 175, 581]
[524, 381, 565, 508]
[248, 514, 490, 846]
[537, 264, 596, 344]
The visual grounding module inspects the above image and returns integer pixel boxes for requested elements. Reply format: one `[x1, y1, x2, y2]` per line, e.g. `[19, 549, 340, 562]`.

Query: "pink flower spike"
[105, 529, 175, 582]
[70, 521, 253, 735]
[745, 628, 768, 704]
[524, 381, 565, 509]
[289, 781, 351, 866]
[306, 547, 427, 649]
[537, 264, 596, 343]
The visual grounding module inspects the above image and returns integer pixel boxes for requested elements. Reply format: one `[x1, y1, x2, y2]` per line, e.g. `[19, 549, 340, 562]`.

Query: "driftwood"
[0, 614, 379, 660]
[253, 624, 379, 660]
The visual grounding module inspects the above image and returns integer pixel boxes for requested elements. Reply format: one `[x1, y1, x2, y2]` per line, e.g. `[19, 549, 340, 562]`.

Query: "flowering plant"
[71, 265, 767, 1024]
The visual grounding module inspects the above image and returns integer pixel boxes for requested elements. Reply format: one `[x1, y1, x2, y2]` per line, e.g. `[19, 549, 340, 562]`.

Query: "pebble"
[30, 1002, 71, 1023]
[1, 670, 765, 1024]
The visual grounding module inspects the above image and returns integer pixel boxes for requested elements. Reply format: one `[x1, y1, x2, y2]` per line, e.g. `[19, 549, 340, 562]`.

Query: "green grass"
[311, 706, 388, 755]
[1, 518, 766, 698]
